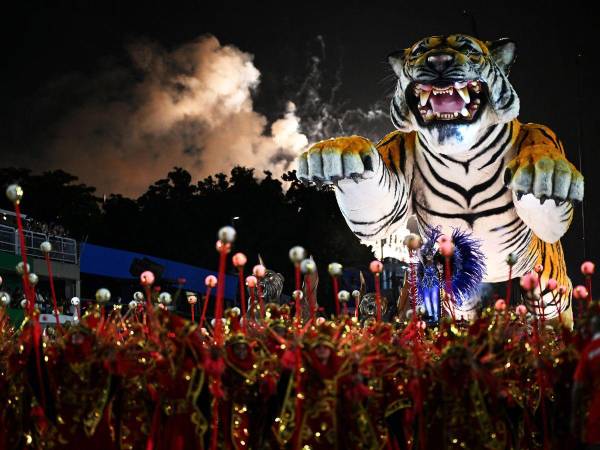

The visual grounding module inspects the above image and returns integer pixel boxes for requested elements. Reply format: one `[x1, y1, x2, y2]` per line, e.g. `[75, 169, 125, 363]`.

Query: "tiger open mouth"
[411, 80, 484, 122]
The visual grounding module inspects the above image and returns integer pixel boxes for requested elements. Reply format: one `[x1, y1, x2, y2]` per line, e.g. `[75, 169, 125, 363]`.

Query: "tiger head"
[388, 34, 519, 154]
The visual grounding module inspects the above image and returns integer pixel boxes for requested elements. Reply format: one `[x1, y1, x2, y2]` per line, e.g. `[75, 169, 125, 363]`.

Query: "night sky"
[1, 0, 598, 279]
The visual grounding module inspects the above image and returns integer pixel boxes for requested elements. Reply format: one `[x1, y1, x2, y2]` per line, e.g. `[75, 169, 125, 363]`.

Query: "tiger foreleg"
[504, 144, 583, 243]
[296, 135, 410, 240]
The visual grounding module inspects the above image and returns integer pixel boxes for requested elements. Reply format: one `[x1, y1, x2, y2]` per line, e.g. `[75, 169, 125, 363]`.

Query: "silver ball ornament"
[40, 241, 53, 254]
[300, 258, 316, 274]
[16, 262, 30, 275]
[217, 226, 236, 244]
[338, 290, 350, 303]
[28, 273, 39, 286]
[0, 291, 11, 306]
[506, 252, 518, 266]
[6, 184, 23, 203]
[289, 246, 306, 264]
[95, 288, 111, 303]
[328, 262, 343, 277]
[158, 292, 172, 305]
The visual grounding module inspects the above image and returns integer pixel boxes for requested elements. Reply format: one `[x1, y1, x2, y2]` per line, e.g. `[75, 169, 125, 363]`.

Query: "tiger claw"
[539, 196, 547, 205]
[516, 191, 524, 201]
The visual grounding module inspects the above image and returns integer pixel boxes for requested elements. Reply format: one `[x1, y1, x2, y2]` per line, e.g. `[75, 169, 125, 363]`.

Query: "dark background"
[0, 0, 598, 293]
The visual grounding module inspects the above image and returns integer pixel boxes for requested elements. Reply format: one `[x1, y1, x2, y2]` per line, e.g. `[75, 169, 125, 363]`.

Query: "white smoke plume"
[19, 35, 308, 197]
[292, 35, 391, 144]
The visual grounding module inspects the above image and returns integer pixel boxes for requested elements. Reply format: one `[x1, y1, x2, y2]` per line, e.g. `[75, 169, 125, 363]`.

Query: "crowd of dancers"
[1, 268, 599, 449]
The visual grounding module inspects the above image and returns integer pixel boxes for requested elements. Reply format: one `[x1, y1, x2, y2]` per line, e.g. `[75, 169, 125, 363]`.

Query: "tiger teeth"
[432, 87, 453, 95]
[415, 80, 481, 121]
[457, 87, 470, 103]
[434, 112, 457, 120]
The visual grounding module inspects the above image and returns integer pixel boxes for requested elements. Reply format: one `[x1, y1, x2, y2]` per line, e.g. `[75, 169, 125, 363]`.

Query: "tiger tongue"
[429, 93, 466, 113]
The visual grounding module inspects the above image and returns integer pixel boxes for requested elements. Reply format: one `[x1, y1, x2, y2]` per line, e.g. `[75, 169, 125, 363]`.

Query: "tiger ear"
[487, 38, 517, 75]
[387, 49, 407, 77]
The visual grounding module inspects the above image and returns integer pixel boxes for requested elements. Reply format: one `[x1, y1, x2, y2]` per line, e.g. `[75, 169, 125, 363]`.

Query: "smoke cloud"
[292, 35, 391, 144]
[6, 34, 394, 197]
[14, 35, 308, 197]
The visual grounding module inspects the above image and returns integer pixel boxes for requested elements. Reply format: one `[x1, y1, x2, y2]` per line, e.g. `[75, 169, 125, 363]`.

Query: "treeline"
[0, 167, 374, 310]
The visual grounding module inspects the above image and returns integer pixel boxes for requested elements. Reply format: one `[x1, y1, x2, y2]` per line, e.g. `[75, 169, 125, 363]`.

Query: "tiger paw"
[504, 146, 584, 204]
[296, 136, 380, 185]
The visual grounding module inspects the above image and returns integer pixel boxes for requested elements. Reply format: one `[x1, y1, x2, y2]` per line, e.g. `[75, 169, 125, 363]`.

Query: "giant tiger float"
[297, 34, 584, 326]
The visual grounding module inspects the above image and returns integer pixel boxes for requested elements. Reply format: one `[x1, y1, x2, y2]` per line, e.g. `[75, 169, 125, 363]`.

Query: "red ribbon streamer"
[305, 275, 315, 321]
[238, 267, 247, 331]
[374, 273, 382, 322]
[214, 243, 228, 345]
[199, 286, 213, 330]
[332, 276, 340, 316]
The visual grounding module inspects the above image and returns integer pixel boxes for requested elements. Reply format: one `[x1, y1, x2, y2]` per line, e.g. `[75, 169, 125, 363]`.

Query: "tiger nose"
[427, 53, 454, 72]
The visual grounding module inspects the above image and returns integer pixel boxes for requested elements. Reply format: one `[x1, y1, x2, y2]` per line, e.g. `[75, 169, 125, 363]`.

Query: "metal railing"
[0, 224, 16, 253]
[0, 223, 77, 264]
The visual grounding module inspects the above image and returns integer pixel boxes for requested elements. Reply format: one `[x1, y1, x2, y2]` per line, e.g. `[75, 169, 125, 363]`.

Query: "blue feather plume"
[448, 228, 487, 305]
[417, 227, 486, 307]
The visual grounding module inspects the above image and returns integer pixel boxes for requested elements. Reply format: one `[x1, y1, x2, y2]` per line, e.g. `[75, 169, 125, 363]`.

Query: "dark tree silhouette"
[1, 166, 375, 312]
[0, 168, 101, 240]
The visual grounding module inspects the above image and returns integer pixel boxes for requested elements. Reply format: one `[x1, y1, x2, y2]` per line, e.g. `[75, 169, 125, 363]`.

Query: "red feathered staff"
[245, 275, 258, 324]
[300, 258, 317, 322]
[187, 294, 197, 322]
[353, 290, 361, 319]
[289, 246, 306, 326]
[6, 184, 47, 412]
[200, 275, 217, 330]
[370, 260, 383, 321]
[573, 285, 589, 322]
[338, 290, 350, 315]
[140, 270, 155, 334]
[404, 233, 422, 321]
[581, 260, 595, 302]
[328, 262, 343, 316]
[209, 226, 235, 450]
[253, 264, 267, 320]
[505, 252, 518, 307]
[534, 264, 545, 325]
[40, 240, 62, 331]
[232, 252, 247, 330]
